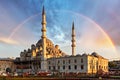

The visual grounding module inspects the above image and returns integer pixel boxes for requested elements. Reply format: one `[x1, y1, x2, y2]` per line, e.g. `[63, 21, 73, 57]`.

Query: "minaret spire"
[41, 6, 46, 25]
[72, 22, 74, 30]
[71, 22, 76, 56]
[42, 6, 45, 15]
[41, 6, 47, 59]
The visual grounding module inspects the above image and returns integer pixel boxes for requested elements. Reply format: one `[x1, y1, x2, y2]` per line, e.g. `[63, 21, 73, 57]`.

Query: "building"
[0, 58, 15, 74]
[109, 60, 120, 71]
[108, 60, 120, 75]
[47, 52, 108, 74]
[14, 6, 108, 75]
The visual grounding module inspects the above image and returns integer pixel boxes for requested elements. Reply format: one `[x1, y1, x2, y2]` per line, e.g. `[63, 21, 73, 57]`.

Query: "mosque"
[14, 7, 108, 75]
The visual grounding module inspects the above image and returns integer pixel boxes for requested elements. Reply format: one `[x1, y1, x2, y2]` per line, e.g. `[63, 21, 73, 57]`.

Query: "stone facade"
[87, 52, 108, 73]
[0, 58, 15, 74]
[47, 52, 108, 73]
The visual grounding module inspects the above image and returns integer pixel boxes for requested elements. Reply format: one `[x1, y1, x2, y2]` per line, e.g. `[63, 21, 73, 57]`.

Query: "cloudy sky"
[0, 0, 120, 60]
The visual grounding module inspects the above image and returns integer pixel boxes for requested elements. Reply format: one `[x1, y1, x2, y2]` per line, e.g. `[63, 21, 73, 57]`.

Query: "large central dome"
[36, 38, 54, 48]
[35, 38, 66, 58]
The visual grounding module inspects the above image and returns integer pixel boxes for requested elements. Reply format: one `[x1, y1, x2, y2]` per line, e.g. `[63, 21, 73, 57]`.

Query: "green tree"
[108, 62, 117, 69]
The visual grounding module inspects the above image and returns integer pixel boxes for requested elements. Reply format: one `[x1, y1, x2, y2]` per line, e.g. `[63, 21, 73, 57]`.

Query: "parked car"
[1, 72, 7, 76]
[37, 71, 52, 76]
[14, 72, 18, 76]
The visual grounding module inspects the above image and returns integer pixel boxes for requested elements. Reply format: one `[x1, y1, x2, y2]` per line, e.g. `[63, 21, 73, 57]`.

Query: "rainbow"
[55, 10, 118, 56]
[8, 13, 41, 39]
[8, 10, 118, 57]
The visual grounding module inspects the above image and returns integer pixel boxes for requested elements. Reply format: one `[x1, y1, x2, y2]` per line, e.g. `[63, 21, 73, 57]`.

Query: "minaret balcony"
[41, 29, 46, 31]
[71, 44, 76, 47]
[71, 35, 75, 37]
[71, 40, 75, 42]
[41, 21, 46, 25]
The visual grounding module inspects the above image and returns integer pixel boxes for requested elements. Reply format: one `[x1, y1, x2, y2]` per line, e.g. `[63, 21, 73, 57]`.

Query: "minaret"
[71, 22, 76, 56]
[41, 6, 47, 71]
[41, 6, 47, 59]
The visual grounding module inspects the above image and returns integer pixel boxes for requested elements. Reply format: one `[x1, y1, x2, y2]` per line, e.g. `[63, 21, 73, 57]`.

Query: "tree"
[108, 62, 117, 69]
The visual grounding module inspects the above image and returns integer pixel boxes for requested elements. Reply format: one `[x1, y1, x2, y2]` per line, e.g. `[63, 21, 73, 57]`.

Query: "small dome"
[31, 44, 36, 50]
[91, 52, 99, 57]
[28, 48, 31, 53]
[24, 49, 27, 52]
[55, 45, 59, 49]
[76, 54, 81, 56]
[82, 53, 87, 56]
[20, 52, 24, 57]
[31, 44, 35, 47]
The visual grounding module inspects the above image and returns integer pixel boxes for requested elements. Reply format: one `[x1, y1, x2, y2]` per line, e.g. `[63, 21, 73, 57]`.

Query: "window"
[58, 60, 60, 64]
[99, 65, 101, 69]
[68, 65, 71, 70]
[74, 65, 77, 70]
[106, 66, 108, 69]
[74, 59, 77, 63]
[90, 65, 92, 69]
[49, 66, 51, 70]
[81, 58, 83, 63]
[48, 61, 50, 64]
[63, 65, 65, 70]
[39, 62, 41, 69]
[81, 65, 84, 70]
[68, 60, 71, 64]
[30, 66, 32, 69]
[63, 60, 65, 64]
[53, 66, 55, 70]
[58, 66, 60, 69]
